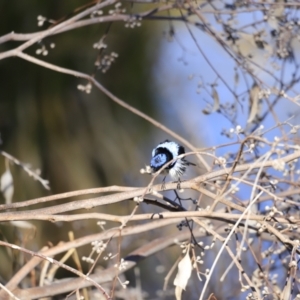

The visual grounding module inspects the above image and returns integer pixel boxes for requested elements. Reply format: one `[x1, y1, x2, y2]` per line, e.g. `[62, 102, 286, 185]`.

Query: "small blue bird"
[150, 140, 195, 181]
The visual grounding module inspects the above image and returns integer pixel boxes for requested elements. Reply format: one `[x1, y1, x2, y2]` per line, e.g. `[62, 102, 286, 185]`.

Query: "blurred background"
[1, 1, 299, 298]
[0, 0, 209, 297]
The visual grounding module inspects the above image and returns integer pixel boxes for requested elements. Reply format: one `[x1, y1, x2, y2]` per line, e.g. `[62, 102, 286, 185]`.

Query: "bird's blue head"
[151, 153, 168, 172]
[150, 146, 173, 172]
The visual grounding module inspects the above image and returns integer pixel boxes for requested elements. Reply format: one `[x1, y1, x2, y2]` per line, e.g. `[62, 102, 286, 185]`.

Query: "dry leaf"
[10, 221, 35, 230]
[208, 293, 218, 300]
[202, 107, 212, 115]
[175, 286, 183, 300]
[236, 32, 257, 58]
[247, 83, 260, 123]
[280, 276, 291, 300]
[234, 71, 239, 86]
[212, 87, 220, 112]
[1, 161, 14, 204]
[174, 250, 192, 300]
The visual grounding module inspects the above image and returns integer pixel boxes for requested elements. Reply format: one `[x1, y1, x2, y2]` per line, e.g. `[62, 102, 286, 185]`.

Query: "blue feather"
[151, 153, 167, 170]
